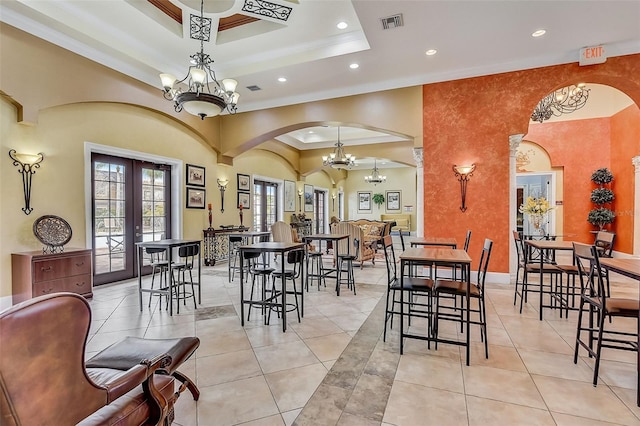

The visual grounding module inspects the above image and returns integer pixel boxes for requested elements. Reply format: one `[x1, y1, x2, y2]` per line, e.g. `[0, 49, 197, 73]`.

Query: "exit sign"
[579, 45, 606, 66]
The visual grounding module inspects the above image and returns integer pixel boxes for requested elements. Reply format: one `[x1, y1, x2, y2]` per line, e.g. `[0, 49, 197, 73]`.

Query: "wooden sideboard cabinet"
[11, 248, 93, 304]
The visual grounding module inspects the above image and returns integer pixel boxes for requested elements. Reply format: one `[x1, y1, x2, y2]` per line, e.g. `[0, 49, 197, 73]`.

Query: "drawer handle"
[75, 261, 84, 267]
[41, 266, 53, 273]
[42, 288, 53, 294]
[75, 282, 85, 287]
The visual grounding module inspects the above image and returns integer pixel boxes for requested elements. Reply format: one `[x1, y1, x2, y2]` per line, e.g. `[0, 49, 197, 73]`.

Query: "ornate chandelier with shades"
[322, 127, 355, 169]
[531, 84, 590, 123]
[365, 159, 386, 185]
[159, 0, 239, 119]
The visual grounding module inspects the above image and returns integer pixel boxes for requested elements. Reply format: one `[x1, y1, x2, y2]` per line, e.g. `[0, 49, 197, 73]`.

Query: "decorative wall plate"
[33, 215, 72, 252]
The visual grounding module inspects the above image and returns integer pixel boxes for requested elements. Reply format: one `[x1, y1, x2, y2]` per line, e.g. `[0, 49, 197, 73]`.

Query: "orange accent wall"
[611, 104, 640, 253]
[423, 54, 640, 273]
[526, 118, 612, 244]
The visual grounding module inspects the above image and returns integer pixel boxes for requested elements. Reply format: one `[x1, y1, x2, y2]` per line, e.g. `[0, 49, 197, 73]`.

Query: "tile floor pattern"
[85, 245, 640, 426]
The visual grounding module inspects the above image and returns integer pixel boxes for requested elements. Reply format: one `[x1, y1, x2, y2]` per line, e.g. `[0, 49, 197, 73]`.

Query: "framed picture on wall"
[304, 184, 314, 212]
[284, 180, 296, 212]
[237, 173, 251, 191]
[237, 192, 250, 209]
[386, 190, 401, 211]
[186, 187, 206, 209]
[186, 164, 205, 187]
[358, 191, 372, 212]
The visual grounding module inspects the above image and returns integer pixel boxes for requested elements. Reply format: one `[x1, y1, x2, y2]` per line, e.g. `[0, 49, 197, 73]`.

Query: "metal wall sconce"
[453, 164, 476, 212]
[332, 193, 337, 210]
[9, 149, 44, 215]
[217, 178, 229, 212]
[298, 189, 303, 212]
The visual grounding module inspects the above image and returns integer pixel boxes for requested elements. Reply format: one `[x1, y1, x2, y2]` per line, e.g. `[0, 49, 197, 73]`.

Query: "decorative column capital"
[509, 134, 524, 156]
[413, 147, 424, 168]
[633, 156, 640, 173]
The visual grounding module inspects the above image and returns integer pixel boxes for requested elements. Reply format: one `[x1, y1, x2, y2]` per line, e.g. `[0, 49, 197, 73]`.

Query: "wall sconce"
[332, 193, 337, 210]
[298, 189, 303, 212]
[453, 164, 476, 212]
[217, 178, 229, 212]
[9, 149, 44, 215]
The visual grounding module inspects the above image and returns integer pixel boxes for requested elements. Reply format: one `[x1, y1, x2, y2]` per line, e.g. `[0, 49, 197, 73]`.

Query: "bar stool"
[269, 249, 304, 324]
[245, 251, 275, 323]
[228, 235, 244, 281]
[306, 249, 326, 290]
[171, 244, 199, 310]
[146, 247, 170, 308]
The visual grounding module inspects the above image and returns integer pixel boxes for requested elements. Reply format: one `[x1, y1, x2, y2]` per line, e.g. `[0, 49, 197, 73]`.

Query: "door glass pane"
[141, 167, 168, 266]
[94, 161, 126, 274]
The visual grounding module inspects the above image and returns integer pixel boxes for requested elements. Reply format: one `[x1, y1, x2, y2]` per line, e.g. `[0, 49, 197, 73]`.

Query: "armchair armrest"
[89, 354, 172, 403]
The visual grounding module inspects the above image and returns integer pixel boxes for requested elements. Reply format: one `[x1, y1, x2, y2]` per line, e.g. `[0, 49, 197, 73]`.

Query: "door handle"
[135, 233, 142, 237]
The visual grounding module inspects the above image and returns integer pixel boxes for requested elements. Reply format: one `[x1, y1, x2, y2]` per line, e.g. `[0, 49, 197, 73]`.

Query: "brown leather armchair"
[0, 292, 177, 426]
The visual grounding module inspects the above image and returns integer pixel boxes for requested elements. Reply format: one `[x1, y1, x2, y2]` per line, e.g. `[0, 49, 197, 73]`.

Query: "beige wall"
[0, 23, 422, 306]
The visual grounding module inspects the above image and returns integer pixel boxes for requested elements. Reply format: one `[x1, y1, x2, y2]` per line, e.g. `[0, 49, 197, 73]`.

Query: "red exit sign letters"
[579, 45, 607, 66]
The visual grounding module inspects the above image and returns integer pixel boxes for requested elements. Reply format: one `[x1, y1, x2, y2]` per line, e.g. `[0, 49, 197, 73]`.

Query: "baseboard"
[0, 295, 13, 312]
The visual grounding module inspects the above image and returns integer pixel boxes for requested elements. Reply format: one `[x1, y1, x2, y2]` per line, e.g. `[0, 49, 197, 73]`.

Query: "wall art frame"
[186, 164, 205, 187]
[237, 173, 251, 191]
[386, 190, 401, 211]
[186, 187, 206, 209]
[284, 180, 296, 212]
[237, 191, 251, 209]
[358, 191, 372, 212]
[304, 184, 314, 212]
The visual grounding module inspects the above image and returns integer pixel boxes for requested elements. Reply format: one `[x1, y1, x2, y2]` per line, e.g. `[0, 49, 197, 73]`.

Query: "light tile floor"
[86, 245, 640, 426]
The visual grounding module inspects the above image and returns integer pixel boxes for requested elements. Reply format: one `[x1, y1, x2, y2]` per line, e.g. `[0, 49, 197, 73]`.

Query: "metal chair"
[269, 249, 305, 324]
[171, 244, 200, 310]
[573, 242, 639, 386]
[382, 234, 434, 344]
[434, 238, 493, 359]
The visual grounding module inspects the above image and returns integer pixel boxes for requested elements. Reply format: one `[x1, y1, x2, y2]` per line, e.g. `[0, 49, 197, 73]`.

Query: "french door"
[253, 179, 278, 232]
[92, 153, 171, 285]
[314, 190, 326, 233]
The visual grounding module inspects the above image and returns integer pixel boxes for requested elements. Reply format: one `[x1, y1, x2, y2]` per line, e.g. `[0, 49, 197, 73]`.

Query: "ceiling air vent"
[381, 13, 403, 30]
[246, 85, 262, 91]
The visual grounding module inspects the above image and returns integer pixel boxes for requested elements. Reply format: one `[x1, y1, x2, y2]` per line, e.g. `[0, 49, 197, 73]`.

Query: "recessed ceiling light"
[532, 29, 546, 37]
[337, 21, 348, 30]
[425, 49, 437, 56]
[349, 63, 359, 69]
[278, 77, 287, 82]
[308, 130, 314, 134]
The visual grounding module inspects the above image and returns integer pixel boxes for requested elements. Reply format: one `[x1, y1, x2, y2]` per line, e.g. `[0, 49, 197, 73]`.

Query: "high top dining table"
[302, 233, 349, 293]
[136, 239, 201, 316]
[398, 247, 472, 364]
[239, 241, 305, 332]
[598, 257, 640, 406]
[524, 239, 574, 320]
[410, 237, 458, 249]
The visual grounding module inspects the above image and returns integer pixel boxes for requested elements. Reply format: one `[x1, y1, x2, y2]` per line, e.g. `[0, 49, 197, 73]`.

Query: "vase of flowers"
[519, 196, 553, 234]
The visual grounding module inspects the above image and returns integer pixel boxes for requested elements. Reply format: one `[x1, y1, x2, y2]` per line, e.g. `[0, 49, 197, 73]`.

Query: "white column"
[413, 148, 424, 237]
[509, 134, 524, 280]
[633, 156, 640, 255]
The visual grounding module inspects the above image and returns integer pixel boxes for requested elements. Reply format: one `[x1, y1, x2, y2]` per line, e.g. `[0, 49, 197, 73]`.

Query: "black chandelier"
[365, 159, 386, 185]
[322, 127, 355, 169]
[531, 84, 590, 123]
[160, 0, 239, 119]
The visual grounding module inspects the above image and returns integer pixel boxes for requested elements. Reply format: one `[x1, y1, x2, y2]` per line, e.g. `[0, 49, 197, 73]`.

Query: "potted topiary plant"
[372, 193, 385, 209]
[588, 168, 615, 230]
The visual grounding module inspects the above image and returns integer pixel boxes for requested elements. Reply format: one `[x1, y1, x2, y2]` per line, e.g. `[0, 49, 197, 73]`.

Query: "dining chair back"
[332, 222, 358, 295]
[271, 221, 294, 243]
[573, 242, 639, 386]
[594, 231, 616, 257]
